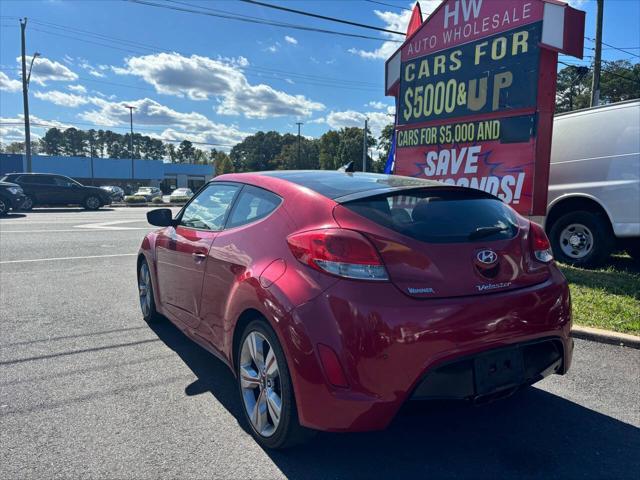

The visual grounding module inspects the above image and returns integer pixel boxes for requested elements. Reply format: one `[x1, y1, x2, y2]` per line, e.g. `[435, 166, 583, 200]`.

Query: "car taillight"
[530, 221, 553, 263]
[287, 228, 389, 281]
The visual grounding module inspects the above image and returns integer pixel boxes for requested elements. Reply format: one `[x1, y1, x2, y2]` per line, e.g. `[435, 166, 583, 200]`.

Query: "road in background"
[1, 208, 639, 479]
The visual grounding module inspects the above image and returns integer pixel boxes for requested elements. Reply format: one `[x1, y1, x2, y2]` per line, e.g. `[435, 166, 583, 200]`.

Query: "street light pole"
[125, 105, 136, 179]
[296, 122, 303, 167]
[590, 0, 604, 107]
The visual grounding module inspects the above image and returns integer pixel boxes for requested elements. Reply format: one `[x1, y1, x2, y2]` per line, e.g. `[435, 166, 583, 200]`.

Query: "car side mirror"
[147, 208, 175, 227]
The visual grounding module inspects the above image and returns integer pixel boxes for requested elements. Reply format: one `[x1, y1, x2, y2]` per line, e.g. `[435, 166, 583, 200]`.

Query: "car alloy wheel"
[138, 262, 152, 318]
[0, 199, 7, 215]
[85, 196, 100, 210]
[21, 196, 33, 210]
[559, 223, 593, 259]
[239, 331, 282, 438]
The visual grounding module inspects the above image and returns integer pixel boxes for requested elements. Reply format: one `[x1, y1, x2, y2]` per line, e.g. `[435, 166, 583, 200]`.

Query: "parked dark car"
[100, 185, 125, 202]
[0, 180, 26, 215]
[138, 171, 572, 449]
[0, 173, 112, 210]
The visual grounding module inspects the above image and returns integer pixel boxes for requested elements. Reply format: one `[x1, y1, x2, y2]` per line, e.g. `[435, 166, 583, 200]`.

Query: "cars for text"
[138, 171, 573, 449]
[0, 180, 26, 215]
[0, 173, 112, 210]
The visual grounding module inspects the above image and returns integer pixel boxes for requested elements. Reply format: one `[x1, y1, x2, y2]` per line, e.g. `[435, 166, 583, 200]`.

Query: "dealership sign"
[385, 0, 585, 215]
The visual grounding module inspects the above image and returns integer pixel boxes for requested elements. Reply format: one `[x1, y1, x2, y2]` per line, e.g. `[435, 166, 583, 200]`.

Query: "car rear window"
[344, 189, 519, 243]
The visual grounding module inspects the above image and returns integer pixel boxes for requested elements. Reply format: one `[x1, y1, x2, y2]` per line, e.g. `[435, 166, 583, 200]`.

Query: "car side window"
[226, 185, 282, 229]
[23, 175, 55, 185]
[179, 183, 240, 231]
[52, 176, 76, 187]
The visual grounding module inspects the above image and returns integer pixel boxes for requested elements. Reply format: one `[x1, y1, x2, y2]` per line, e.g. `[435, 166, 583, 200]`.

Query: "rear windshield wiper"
[468, 225, 510, 240]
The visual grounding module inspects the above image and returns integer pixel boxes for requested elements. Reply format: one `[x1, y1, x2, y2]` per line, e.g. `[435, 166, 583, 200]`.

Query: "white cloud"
[266, 45, 278, 53]
[34, 90, 90, 107]
[366, 101, 388, 110]
[568, 0, 587, 7]
[284, 35, 298, 45]
[16, 56, 78, 85]
[0, 114, 73, 142]
[0, 72, 22, 92]
[113, 52, 324, 119]
[319, 110, 395, 138]
[78, 58, 106, 78]
[78, 97, 250, 146]
[349, 1, 441, 60]
[68, 84, 87, 94]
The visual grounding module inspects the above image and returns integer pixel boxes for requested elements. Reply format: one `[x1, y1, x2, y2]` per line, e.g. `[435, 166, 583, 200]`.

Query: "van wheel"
[236, 319, 315, 449]
[21, 195, 34, 211]
[84, 195, 101, 210]
[549, 210, 614, 268]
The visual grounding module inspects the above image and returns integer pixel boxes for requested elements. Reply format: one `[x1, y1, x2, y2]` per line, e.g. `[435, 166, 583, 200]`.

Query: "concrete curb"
[571, 326, 640, 349]
[112, 203, 186, 208]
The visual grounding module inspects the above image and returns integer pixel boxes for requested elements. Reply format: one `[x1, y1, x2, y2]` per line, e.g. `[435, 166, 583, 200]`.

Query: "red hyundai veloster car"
[137, 171, 572, 449]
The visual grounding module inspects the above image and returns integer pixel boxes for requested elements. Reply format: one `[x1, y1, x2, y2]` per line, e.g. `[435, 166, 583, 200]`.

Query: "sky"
[0, 0, 639, 152]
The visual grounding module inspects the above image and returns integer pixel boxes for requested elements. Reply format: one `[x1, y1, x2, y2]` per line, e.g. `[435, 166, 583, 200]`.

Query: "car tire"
[21, 195, 34, 211]
[549, 210, 614, 268]
[236, 319, 315, 449]
[0, 197, 8, 216]
[84, 195, 101, 210]
[138, 259, 162, 324]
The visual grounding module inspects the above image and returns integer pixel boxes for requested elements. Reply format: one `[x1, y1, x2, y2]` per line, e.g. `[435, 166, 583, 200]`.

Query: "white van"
[545, 99, 640, 266]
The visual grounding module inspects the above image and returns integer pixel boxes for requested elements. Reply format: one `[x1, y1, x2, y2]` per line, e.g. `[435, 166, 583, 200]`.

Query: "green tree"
[61, 128, 87, 157]
[376, 123, 395, 172]
[230, 131, 295, 172]
[555, 61, 640, 113]
[336, 127, 376, 171]
[318, 130, 341, 170]
[165, 143, 178, 163]
[177, 140, 196, 163]
[275, 138, 320, 170]
[212, 150, 235, 175]
[41, 127, 64, 155]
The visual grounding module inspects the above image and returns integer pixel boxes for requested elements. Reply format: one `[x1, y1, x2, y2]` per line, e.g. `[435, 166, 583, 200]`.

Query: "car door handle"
[192, 252, 207, 261]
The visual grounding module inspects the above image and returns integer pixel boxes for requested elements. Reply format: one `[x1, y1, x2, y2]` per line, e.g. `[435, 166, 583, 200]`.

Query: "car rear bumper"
[285, 266, 572, 432]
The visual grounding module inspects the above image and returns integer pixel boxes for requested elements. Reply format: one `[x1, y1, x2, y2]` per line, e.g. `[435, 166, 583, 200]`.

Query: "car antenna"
[337, 161, 355, 173]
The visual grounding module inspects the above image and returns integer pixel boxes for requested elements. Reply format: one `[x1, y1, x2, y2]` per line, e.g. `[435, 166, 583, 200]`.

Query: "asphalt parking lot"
[1, 207, 639, 479]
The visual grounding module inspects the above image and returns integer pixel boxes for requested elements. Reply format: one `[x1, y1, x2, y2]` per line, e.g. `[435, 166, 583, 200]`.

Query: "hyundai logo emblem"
[476, 249, 498, 265]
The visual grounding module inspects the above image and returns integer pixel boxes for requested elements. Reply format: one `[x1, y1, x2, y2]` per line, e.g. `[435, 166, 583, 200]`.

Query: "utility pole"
[362, 117, 368, 172]
[20, 18, 33, 172]
[296, 122, 303, 167]
[590, 0, 604, 107]
[125, 105, 136, 179]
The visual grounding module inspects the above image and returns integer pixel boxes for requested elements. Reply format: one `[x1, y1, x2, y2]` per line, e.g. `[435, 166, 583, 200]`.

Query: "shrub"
[151, 196, 164, 204]
[124, 195, 147, 204]
[170, 196, 190, 204]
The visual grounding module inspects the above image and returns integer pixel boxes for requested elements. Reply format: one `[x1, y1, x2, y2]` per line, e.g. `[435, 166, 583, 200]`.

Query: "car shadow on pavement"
[0, 213, 27, 219]
[150, 320, 640, 480]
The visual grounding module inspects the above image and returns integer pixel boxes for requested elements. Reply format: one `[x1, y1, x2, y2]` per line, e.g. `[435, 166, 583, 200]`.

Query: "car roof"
[255, 170, 443, 201]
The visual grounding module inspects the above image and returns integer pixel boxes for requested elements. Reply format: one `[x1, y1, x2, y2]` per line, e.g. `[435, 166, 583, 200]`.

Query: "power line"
[585, 36, 640, 59]
[125, 0, 401, 44]
[24, 20, 382, 91]
[364, 1, 412, 12]
[237, 0, 404, 35]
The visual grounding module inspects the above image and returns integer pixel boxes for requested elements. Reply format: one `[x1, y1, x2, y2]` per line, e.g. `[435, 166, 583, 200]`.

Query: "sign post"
[385, 0, 585, 216]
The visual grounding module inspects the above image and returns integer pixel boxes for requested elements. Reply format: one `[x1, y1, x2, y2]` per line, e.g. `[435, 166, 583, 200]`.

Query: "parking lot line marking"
[0, 253, 137, 264]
